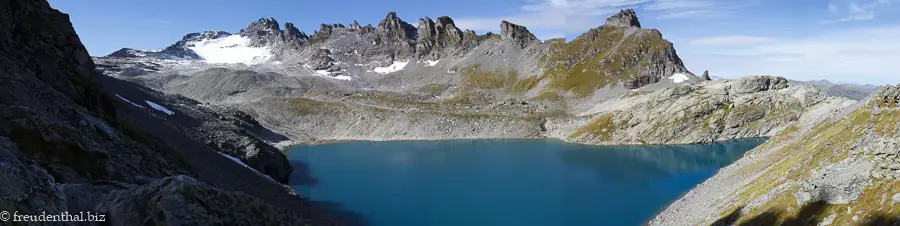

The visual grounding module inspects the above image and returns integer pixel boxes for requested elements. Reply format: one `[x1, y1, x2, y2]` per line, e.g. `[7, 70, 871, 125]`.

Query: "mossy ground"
[708, 101, 900, 225]
[569, 113, 616, 141]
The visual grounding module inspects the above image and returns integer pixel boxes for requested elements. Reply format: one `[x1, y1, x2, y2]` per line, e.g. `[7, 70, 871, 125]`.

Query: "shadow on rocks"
[860, 215, 900, 226]
[710, 200, 834, 226]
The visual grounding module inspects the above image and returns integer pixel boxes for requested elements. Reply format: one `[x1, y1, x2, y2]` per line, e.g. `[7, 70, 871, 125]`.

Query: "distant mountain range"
[790, 79, 880, 100]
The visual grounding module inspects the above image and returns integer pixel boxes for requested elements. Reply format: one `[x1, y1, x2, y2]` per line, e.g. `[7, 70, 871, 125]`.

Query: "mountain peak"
[500, 20, 537, 48]
[377, 11, 417, 41]
[604, 9, 641, 28]
[246, 17, 280, 31]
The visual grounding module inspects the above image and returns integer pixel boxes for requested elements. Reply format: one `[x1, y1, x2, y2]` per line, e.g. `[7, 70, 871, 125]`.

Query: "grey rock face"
[731, 76, 789, 94]
[415, 16, 465, 60]
[283, 22, 309, 43]
[702, 70, 711, 80]
[310, 23, 336, 44]
[240, 18, 310, 57]
[1, 0, 339, 224]
[500, 20, 538, 48]
[375, 12, 418, 59]
[308, 49, 335, 70]
[559, 78, 831, 145]
[349, 20, 362, 31]
[0, 136, 68, 216]
[604, 9, 641, 28]
[95, 175, 319, 225]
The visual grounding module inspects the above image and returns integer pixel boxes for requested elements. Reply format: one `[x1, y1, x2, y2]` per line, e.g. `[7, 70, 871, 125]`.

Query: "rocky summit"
[6, 0, 896, 225]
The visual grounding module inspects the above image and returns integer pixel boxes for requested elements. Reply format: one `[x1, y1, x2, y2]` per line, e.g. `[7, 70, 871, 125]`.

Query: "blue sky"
[49, 0, 899, 84]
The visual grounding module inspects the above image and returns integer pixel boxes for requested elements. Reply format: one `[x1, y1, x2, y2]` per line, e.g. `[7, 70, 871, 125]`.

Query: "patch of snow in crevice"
[187, 35, 272, 65]
[332, 75, 353, 80]
[315, 70, 331, 76]
[373, 61, 409, 74]
[144, 101, 175, 115]
[115, 94, 144, 108]
[217, 152, 275, 181]
[669, 73, 690, 83]
[425, 60, 440, 67]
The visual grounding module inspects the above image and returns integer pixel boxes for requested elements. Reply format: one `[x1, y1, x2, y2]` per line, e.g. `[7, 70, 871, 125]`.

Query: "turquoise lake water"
[286, 138, 766, 226]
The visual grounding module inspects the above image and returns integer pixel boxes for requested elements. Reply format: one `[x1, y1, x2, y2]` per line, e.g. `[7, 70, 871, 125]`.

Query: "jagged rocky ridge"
[91, 9, 853, 149]
[1, 0, 338, 224]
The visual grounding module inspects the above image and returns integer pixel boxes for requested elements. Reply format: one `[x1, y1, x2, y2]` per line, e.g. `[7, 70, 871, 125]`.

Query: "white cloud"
[828, 3, 840, 13]
[680, 26, 900, 84]
[821, 0, 891, 24]
[683, 36, 777, 46]
[453, 0, 749, 38]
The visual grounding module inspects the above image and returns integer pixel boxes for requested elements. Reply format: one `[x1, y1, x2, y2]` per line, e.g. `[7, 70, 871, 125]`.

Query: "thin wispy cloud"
[454, 0, 752, 38]
[681, 26, 900, 84]
[683, 36, 777, 46]
[821, 0, 891, 24]
[644, 0, 753, 19]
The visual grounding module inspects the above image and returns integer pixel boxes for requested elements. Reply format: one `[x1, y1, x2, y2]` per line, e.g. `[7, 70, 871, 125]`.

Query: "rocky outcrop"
[307, 49, 335, 70]
[539, 11, 691, 95]
[0, 136, 68, 215]
[375, 12, 417, 59]
[162, 30, 232, 59]
[309, 23, 336, 44]
[96, 175, 317, 225]
[702, 70, 711, 80]
[283, 22, 309, 43]
[557, 76, 837, 145]
[415, 16, 465, 60]
[650, 86, 896, 226]
[500, 20, 538, 48]
[1, 0, 337, 224]
[241, 18, 281, 47]
[604, 9, 641, 28]
[731, 75, 789, 94]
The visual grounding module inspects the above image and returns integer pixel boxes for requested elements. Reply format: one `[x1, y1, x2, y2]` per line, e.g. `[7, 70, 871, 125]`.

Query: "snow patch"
[115, 94, 144, 108]
[373, 61, 409, 74]
[425, 60, 440, 67]
[187, 35, 272, 65]
[217, 152, 275, 181]
[315, 70, 331, 76]
[669, 73, 690, 83]
[144, 101, 175, 115]
[333, 75, 353, 81]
